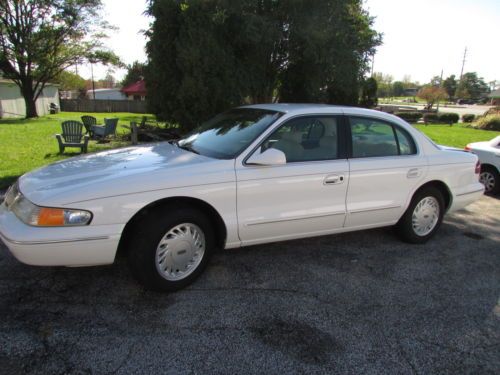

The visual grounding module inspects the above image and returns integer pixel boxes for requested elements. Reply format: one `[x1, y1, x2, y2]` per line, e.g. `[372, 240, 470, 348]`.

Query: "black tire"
[480, 165, 500, 195]
[395, 186, 445, 244]
[127, 205, 214, 291]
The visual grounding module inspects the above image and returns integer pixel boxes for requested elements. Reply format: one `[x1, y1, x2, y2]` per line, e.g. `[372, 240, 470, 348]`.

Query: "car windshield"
[177, 108, 283, 159]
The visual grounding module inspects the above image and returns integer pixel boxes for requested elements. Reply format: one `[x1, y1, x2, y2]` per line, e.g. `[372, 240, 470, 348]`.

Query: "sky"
[80, 0, 500, 85]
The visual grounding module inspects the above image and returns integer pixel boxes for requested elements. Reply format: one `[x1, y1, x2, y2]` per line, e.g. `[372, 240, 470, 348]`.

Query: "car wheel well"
[117, 197, 227, 257]
[480, 163, 499, 173]
[414, 181, 452, 211]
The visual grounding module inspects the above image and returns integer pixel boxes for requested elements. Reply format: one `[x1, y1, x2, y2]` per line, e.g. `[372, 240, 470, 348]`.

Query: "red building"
[121, 79, 147, 101]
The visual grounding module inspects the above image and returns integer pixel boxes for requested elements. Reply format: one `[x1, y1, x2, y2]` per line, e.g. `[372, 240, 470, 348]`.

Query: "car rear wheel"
[479, 166, 499, 194]
[395, 187, 445, 244]
[128, 206, 214, 291]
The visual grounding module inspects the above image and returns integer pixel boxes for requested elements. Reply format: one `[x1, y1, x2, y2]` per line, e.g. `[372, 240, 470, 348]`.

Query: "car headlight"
[8, 188, 92, 227]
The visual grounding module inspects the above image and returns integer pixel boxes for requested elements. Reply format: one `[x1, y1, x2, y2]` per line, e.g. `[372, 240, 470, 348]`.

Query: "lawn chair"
[92, 117, 118, 140]
[56, 121, 89, 154]
[81, 115, 97, 137]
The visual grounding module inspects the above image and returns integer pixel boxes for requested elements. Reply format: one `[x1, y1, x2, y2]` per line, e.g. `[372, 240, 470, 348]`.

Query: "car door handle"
[407, 168, 421, 178]
[324, 174, 344, 185]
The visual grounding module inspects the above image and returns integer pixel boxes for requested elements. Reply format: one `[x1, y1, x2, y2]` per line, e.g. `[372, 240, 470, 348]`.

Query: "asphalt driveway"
[1, 196, 499, 374]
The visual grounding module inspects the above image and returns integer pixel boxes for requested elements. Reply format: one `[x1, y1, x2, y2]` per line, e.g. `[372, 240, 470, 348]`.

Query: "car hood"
[19, 142, 234, 206]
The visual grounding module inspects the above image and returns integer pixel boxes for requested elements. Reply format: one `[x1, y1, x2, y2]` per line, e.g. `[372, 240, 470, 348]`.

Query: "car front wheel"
[395, 187, 445, 244]
[479, 166, 499, 194]
[128, 206, 214, 291]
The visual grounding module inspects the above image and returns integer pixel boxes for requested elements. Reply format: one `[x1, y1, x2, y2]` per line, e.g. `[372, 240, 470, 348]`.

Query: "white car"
[0, 104, 484, 291]
[466, 136, 500, 194]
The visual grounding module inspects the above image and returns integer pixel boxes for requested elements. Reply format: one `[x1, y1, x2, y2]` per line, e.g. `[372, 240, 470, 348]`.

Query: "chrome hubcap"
[479, 171, 495, 192]
[155, 223, 205, 281]
[412, 196, 440, 236]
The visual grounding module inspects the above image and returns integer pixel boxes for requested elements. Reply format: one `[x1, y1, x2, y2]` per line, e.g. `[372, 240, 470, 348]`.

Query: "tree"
[392, 81, 405, 97]
[53, 70, 86, 91]
[146, 0, 381, 131]
[443, 75, 457, 99]
[0, 0, 121, 117]
[373, 72, 393, 97]
[417, 86, 447, 109]
[121, 61, 146, 88]
[456, 72, 489, 100]
[359, 77, 378, 108]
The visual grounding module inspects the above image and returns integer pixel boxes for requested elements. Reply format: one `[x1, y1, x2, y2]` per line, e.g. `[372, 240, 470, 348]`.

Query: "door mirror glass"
[247, 148, 287, 166]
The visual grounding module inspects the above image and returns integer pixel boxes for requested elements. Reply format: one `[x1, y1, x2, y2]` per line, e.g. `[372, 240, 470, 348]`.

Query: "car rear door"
[344, 115, 427, 229]
[235, 115, 349, 245]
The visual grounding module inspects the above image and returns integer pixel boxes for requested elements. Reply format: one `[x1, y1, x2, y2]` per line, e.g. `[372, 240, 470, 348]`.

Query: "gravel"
[1, 195, 499, 374]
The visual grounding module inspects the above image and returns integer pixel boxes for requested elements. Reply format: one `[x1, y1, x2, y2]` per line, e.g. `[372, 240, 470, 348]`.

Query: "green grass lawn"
[414, 123, 500, 149]
[1, 113, 499, 190]
[0, 112, 157, 189]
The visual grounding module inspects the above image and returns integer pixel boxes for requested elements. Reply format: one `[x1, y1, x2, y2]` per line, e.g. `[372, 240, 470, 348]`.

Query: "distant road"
[379, 103, 492, 116]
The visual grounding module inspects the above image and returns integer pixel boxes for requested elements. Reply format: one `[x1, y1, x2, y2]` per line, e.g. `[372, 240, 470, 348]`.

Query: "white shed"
[0, 79, 60, 118]
[87, 88, 127, 100]
[0, 79, 59, 118]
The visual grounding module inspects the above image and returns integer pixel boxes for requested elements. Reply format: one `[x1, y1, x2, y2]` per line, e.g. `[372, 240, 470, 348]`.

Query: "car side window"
[395, 127, 417, 155]
[349, 117, 416, 158]
[262, 116, 340, 163]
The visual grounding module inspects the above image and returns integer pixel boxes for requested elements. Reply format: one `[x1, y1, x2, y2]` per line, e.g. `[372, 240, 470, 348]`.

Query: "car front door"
[235, 115, 349, 245]
[344, 115, 427, 229]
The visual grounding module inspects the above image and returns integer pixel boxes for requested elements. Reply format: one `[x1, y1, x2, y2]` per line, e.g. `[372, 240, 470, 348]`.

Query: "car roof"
[240, 103, 386, 118]
[240, 103, 341, 113]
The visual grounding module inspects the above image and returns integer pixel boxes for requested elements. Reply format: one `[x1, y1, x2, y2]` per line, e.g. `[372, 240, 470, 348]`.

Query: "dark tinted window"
[349, 117, 416, 157]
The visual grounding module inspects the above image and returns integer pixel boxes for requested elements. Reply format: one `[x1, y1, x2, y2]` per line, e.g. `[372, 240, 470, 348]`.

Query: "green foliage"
[423, 113, 439, 124]
[392, 81, 405, 97]
[359, 77, 378, 108]
[438, 112, 459, 125]
[443, 75, 457, 99]
[394, 112, 422, 123]
[121, 61, 146, 88]
[146, 0, 381, 131]
[462, 114, 476, 123]
[456, 72, 489, 100]
[473, 115, 500, 131]
[54, 70, 86, 91]
[0, 0, 121, 117]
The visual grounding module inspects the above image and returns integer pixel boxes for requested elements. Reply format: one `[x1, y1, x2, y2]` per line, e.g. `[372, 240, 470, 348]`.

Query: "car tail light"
[475, 160, 481, 175]
[464, 144, 471, 151]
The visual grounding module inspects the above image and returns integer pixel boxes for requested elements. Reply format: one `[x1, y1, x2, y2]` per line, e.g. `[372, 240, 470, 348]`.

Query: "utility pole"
[459, 47, 467, 80]
[371, 53, 375, 77]
[436, 69, 443, 113]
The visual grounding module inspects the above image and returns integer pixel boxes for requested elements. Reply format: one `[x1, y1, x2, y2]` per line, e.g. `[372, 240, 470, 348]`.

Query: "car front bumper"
[0, 203, 123, 267]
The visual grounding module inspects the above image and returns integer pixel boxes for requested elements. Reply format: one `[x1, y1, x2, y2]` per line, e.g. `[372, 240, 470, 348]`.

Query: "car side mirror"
[247, 148, 286, 166]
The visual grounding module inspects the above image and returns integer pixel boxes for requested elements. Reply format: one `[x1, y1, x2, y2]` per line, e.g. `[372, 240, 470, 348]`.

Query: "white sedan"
[466, 136, 500, 194]
[0, 104, 484, 291]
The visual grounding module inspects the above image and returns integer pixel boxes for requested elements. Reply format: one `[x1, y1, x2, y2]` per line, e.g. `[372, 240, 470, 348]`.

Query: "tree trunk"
[20, 81, 38, 118]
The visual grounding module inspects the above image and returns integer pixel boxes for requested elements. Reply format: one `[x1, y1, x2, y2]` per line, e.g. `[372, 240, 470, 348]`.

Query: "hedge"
[423, 113, 439, 124]
[462, 114, 475, 123]
[394, 111, 422, 123]
[438, 112, 459, 125]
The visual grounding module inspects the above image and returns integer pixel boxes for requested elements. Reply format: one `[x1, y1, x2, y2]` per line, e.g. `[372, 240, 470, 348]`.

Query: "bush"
[394, 111, 422, 123]
[462, 114, 475, 123]
[423, 113, 439, 124]
[438, 112, 459, 125]
[474, 115, 500, 131]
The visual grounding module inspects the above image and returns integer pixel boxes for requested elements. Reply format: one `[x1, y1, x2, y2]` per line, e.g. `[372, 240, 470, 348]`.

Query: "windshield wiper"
[177, 143, 200, 155]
